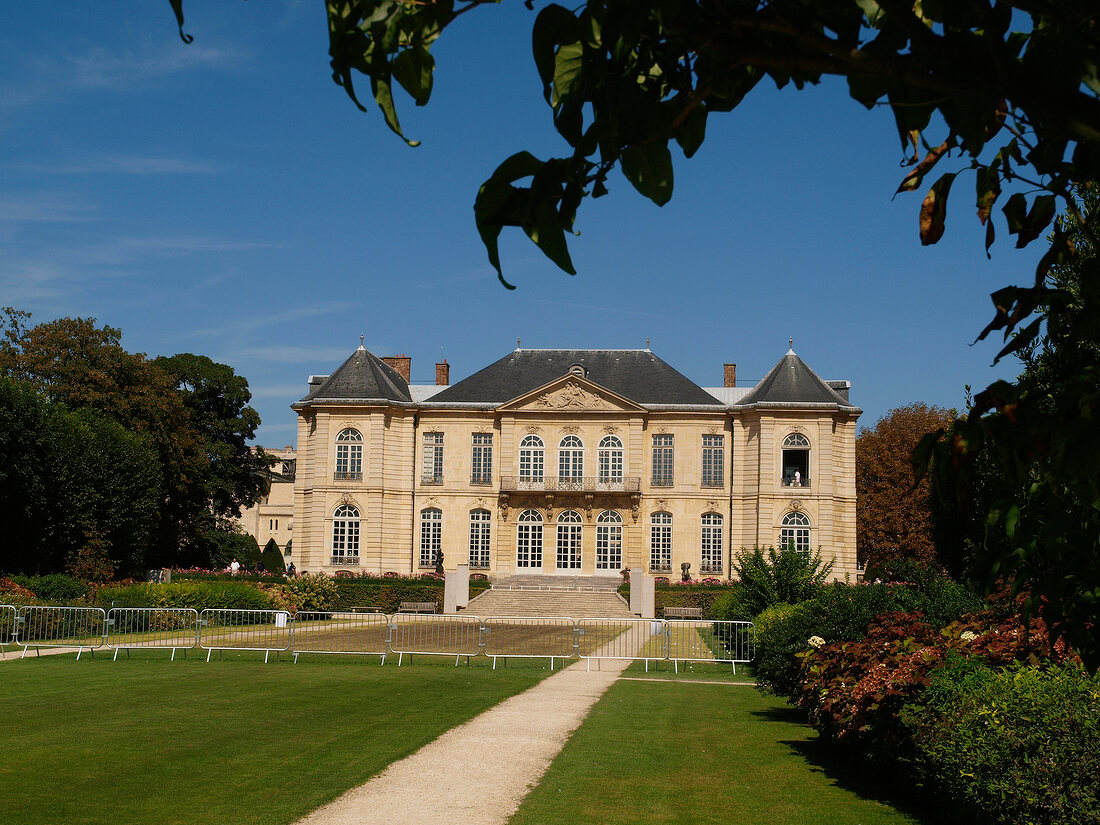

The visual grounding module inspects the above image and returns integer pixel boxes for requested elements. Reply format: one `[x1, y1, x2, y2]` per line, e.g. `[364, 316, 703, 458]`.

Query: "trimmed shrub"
[905, 656, 1100, 825]
[260, 539, 286, 574]
[10, 573, 89, 603]
[0, 576, 38, 605]
[282, 572, 339, 612]
[331, 579, 443, 613]
[95, 581, 272, 611]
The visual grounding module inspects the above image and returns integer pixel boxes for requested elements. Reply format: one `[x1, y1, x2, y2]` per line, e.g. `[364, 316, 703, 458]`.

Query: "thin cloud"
[22, 155, 219, 176]
[0, 195, 97, 223]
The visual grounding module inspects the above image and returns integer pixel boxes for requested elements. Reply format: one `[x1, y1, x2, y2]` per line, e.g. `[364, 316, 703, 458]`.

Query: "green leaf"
[552, 40, 585, 107]
[620, 142, 674, 206]
[532, 5, 578, 102]
[525, 201, 577, 275]
[1015, 194, 1056, 249]
[391, 46, 434, 106]
[371, 74, 420, 146]
[675, 103, 707, 159]
[1002, 192, 1027, 236]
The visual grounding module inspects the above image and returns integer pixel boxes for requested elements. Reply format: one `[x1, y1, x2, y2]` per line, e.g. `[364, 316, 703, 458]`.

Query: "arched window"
[596, 510, 623, 570]
[469, 509, 491, 569]
[331, 504, 360, 564]
[419, 508, 442, 567]
[335, 428, 363, 480]
[782, 433, 810, 487]
[558, 435, 584, 485]
[701, 513, 724, 574]
[556, 510, 583, 569]
[650, 511, 672, 571]
[780, 511, 811, 553]
[516, 509, 543, 569]
[598, 436, 623, 484]
[519, 435, 545, 481]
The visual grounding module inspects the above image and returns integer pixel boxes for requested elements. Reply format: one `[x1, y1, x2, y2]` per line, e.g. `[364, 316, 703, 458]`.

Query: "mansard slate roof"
[296, 345, 411, 405]
[735, 349, 858, 409]
[428, 349, 724, 407]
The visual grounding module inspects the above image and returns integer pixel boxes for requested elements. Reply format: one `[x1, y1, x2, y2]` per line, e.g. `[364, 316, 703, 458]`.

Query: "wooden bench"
[398, 602, 438, 614]
[663, 607, 704, 620]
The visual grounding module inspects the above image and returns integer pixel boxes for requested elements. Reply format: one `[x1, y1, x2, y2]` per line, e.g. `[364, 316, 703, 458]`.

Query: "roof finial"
[358, 334, 365, 351]
[788, 336, 794, 354]
[645, 337, 650, 350]
[517, 337, 521, 350]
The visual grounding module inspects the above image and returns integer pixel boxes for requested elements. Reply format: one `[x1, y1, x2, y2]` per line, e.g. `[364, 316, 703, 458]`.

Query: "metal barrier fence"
[0, 604, 16, 657]
[388, 614, 483, 665]
[1, 605, 755, 673]
[483, 616, 576, 669]
[199, 609, 292, 662]
[576, 618, 666, 670]
[290, 611, 389, 663]
[665, 620, 755, 673]
[106, 608, 200, 660]
[16, 606, 106, 659]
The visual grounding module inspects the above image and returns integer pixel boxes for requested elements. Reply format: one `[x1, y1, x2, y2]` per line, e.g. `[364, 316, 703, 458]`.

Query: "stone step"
[491, 574, 624, 592]
[464, 589, 635, 619]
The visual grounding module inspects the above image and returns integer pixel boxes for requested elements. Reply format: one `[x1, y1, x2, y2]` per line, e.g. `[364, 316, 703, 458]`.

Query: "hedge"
[617, 583, 736, 618]
[94, 581, 273, 611]
[10, 574, 89, 603]
[906, 656, 1100, 825]
[331, 578, 492, 613]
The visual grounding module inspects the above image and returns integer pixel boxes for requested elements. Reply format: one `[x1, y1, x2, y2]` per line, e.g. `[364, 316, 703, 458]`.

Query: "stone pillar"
[639, 575, 655, 619]
[444, 564, 470, 614]
[629, 567, 643, 615]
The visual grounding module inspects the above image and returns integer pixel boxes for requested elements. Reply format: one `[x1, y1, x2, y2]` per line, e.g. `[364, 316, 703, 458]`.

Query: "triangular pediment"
[500, 375, 645, 413]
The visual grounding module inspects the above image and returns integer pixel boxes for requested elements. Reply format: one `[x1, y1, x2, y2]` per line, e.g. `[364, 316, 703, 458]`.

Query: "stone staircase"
[464, 587, 635, 619]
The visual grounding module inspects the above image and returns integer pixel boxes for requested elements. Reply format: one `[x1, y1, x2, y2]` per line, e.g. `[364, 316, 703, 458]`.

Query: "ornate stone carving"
[584, 492, 595, 521]
[422, 496, 438, 508]
[630, 493, 641, 522]
[706, 426, 721, 435]
[705, 500, 720, 513]
[524, 425, 543, 434]
[340, 420, 358, 432]
[603, 425, 620, 434]
[533, 381, 602, 410]
[544, 493, 555, 520]
[655, 499, 669, 510]
[790, 499, 803, 511]
[338, 493, 362, 512]
[497, 492, 510, 522]
[560, 425, 581, 434]
[655, 426, 670, 434]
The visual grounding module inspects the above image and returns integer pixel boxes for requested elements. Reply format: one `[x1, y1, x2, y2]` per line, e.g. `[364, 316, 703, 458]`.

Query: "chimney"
[724, 363, 737, 388]
[435, 359, 450, 386]
[383, 354, 411, 383]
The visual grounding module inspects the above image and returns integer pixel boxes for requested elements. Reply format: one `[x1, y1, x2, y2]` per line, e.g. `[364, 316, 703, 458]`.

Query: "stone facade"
[289, 346, 860, 581]
[236, 446, 296, 556]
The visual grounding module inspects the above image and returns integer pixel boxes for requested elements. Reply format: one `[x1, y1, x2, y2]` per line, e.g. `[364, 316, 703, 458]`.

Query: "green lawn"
[0, 652, 549, 825]
[508, 680, 927, 825]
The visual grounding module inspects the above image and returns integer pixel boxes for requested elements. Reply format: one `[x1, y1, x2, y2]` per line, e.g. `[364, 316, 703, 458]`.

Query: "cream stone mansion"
[286, 344, 861, 581]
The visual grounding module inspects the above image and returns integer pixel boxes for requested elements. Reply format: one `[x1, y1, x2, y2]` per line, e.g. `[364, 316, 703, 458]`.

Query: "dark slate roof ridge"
[297, 345, 411, 404]
[736, 349, 856, 408]
[428, 348, 724, 406]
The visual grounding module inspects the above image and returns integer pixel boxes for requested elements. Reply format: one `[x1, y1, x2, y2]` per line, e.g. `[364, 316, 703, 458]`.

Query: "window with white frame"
[468, 509, 491, 568]
[519, 435, 544, 481]
[419, 508, 442, 567]
[516, 509, 543, 568]
[331, 504, 360, 564]
[702, 434, 724, 487]
[596, 510, 623, 570]
[652, 434, 674, 486]
[650, 511, 672, 571]
[701, 512, 724, 574]
[422, 432, 444, 484]
[782, 433, 810, 487]
[780, 511, 811, 553]
[471, 433, 493, 484]
[556, 510, 583, 569]
[334, 429, 363, 480]
[598, 435, 623, 484]
[558, 435, 584, 484]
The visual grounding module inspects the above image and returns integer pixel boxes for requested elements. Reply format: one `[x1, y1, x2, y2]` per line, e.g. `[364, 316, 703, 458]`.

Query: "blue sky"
[1, 2, 1044, 446]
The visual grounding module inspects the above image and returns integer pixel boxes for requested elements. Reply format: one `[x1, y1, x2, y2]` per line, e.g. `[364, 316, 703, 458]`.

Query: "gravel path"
[293, 650, 640, 825]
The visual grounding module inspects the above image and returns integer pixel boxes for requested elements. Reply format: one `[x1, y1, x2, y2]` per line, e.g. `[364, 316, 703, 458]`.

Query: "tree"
[0, 377, 161, 577]
[170, 2, 1100, 665]
[0, 311, 270, 571]
[153, 354, 271, 566]
[856, 404, 953, 571]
